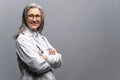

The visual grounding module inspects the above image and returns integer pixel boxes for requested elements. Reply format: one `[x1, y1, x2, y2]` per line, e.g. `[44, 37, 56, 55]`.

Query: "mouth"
[30, 21, 40, 26]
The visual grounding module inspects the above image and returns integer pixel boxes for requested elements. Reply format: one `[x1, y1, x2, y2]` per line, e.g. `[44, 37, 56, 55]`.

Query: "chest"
[30, 37, 50, 55]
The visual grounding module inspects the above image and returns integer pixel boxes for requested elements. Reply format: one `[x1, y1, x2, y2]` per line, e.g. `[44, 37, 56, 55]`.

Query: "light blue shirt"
[16, 27, 62, 80]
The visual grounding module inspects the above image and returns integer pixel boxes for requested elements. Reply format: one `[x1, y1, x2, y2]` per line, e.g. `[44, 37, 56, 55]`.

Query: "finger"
[52, 50, 56, 55]
[49, 49, 56, 55]
[49, 50, 52, 54]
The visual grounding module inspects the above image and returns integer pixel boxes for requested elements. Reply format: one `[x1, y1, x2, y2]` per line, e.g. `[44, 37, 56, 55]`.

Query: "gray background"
[0, 0, 120, 80]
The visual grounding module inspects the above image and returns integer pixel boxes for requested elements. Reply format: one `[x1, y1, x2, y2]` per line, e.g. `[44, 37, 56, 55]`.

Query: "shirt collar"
[22, 27, 40, 37]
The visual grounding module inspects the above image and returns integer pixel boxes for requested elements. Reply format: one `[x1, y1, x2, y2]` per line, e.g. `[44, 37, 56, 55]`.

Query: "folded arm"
[42, 36, 62, 68]
[16, 35, 51, 73]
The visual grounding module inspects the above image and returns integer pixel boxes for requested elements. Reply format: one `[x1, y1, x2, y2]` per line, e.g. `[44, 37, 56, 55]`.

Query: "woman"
[15, 3, 62, 80]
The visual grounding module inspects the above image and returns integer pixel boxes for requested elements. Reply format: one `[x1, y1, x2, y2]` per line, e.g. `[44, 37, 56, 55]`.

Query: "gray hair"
[14, 3, 44, 39]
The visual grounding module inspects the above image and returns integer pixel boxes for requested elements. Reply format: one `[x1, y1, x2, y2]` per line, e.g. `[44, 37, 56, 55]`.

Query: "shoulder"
[16, 33, 31, 44]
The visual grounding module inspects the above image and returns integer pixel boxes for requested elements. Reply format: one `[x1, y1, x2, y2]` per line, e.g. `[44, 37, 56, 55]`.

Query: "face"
[26, 8, 42, 31]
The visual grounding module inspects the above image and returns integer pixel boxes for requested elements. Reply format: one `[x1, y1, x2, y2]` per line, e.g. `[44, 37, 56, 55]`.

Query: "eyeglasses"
[27, 14, 42, 20]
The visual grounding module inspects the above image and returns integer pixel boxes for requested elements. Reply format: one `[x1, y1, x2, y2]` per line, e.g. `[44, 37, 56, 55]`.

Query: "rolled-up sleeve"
[16, 35, 51, 73]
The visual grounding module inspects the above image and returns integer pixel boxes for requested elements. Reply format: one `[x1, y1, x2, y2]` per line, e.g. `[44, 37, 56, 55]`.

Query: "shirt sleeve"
[42, 36, 62, 68]
[16, 34, 51, 73]
[47, 53, 62, 68]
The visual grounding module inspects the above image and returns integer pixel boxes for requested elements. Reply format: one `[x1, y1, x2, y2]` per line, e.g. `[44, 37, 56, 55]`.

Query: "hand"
[48, 49, 56, 55]
[41, 55, 48, 61]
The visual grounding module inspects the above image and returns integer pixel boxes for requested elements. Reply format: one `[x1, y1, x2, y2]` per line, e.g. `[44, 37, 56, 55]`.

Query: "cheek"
[26, 20, 30, 27]
[26, 18, 30, 23]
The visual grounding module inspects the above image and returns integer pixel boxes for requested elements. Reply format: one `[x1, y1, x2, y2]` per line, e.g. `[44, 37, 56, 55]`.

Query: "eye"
[28, 14, 34, 18]
[36, 15, 42, 18]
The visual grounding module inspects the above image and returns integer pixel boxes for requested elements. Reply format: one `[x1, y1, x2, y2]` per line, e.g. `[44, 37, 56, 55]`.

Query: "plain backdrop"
[0, 0, 120, 80]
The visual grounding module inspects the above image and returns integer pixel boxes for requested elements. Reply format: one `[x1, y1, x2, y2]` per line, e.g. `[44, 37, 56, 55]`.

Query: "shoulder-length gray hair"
[14, 3, 44, 39]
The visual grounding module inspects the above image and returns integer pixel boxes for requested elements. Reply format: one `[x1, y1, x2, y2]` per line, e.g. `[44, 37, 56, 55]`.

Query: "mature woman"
[15, 3, 62, 80]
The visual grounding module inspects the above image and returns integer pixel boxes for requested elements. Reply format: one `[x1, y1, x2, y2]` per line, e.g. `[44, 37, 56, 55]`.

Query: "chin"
[31, 26, 39, 30]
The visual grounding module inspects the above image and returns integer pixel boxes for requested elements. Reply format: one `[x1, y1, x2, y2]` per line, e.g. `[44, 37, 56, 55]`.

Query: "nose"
[32, 17, 37, 21]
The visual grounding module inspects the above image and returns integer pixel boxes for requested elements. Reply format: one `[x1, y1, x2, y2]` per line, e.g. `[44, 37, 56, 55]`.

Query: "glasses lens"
[27, 14, 41, 20]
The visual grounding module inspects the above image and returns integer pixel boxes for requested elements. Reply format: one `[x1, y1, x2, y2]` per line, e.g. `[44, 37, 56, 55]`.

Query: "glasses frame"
[27, 14, 42, 20]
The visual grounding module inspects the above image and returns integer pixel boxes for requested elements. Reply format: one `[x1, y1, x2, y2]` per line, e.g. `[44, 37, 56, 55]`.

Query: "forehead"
[27, 8, 41, 15]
